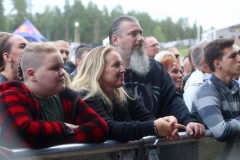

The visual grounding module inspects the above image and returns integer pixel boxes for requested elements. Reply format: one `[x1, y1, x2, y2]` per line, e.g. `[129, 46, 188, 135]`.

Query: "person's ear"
[75, 58, 81, 65]
[202, 59, 208, 67]
[214, 60, 222, 70]
[112, 35, 119, 46]
[26, 68, 36, 82]
[2, 53, 13, 62]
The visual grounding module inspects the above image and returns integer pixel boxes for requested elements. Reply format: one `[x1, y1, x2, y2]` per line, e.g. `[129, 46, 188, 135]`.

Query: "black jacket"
[79, 91, 156, 141]
[124, 59, 197, 126]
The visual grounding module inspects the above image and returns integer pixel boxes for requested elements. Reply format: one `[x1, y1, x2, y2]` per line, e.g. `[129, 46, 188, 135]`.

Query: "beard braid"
[118, 44, 150, 76]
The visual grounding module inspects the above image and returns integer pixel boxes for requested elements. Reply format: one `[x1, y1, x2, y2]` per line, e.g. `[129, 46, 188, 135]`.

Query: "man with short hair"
[183, 57, 192, 76]
[144, 36, 160, 58]
[64, 44, 91, 74]
[167, 47, 180, 62]
[192, 38, 240, 142]
[183, 40, 211, 111]
[109, 15, 205, 139]
[53, 40, 70, 65]
[70, 47, 91, 79]
[182, 47, 196, 90]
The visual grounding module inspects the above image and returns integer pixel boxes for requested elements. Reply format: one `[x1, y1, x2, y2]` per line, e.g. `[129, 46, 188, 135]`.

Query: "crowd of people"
[0, 15, 240, 159]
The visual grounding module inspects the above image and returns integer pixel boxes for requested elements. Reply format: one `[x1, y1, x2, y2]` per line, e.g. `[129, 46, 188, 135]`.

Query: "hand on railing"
[154, 116, 185, 141]
[162, 116, 186, 140]
[0, 146, 13, 160]
[65, 123, 79, 130]
[64, 123, 79, 135]
[186, 122, 205, 140]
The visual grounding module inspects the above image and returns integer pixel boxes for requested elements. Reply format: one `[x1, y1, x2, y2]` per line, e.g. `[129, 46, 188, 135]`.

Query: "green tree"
[86, 1, 102, 43]
[99, 5, 111, 41]
[128, 11, 156, 37]
[191, 22, 197, 39]
[33, 6, 55, 41]
[11, 0, 29, 29]
[0, 0, 5, 31]
[110, 5, 124, 22]
[153, 26, 165, 42]
[1, 0, 204, 43]
[52, 6, 63, 40]
[71, 0, 86, 42]
[160, 17, 178, 41]
[64, 0, 71, 41]
[199, 25, 203, 41]
[176, 18, 185, 39]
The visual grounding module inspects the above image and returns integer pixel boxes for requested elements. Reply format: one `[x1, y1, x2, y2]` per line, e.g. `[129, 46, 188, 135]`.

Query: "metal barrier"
[10, 130, 239, 160]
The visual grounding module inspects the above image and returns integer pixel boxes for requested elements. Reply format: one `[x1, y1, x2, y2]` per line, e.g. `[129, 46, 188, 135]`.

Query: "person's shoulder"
[187, 70, 204, 84]
[183, 72, 192, 81]
[58, 87, 78, 101]
[0, 80, 24, 92]
[65, 61, 75, 67]
[0, 74, 8, 84]
[149, 58, 162, 66]
[0, 81, 28, 101]
[196, 79, 218, 99]
[149, 58, 164, 71]
[64, 61, 76, 74]
[78, 89, 100, 101]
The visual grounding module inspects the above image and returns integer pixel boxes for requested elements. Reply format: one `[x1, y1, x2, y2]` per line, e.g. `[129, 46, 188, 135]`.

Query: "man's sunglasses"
[175, 54, 180, 58]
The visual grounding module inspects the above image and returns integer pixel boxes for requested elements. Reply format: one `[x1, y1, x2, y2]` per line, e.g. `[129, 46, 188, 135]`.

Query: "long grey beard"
[119, 46, 150, 76]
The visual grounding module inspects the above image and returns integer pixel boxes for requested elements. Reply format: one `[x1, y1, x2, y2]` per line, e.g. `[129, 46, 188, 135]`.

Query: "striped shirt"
[192, 74, 240, 142]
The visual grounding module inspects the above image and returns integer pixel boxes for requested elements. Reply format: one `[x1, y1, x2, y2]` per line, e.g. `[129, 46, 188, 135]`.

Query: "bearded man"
[109, 15, 205, 140]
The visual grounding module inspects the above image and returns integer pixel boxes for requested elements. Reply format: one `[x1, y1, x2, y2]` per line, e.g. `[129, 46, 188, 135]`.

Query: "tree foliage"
[2, 0, 203, 43]
[11, 0, 29, 29]
[0, 0, 5, 31]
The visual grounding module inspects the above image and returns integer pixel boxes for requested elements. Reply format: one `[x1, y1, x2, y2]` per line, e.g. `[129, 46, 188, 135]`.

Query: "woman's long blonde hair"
[71, 45, 128, 108]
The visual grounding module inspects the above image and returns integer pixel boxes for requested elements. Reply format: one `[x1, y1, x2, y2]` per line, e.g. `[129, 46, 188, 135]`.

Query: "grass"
[178, 46, 190, 57]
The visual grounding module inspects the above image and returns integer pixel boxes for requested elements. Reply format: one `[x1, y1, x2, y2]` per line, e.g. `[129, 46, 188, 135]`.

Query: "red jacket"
[0, 81, 108, 148]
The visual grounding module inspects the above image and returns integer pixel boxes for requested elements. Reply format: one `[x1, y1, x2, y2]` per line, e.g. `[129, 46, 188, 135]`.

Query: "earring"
[10, 63, 12, 69]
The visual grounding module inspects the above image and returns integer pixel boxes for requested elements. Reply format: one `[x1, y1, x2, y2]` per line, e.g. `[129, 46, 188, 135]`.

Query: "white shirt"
[184, 69, 211, 111]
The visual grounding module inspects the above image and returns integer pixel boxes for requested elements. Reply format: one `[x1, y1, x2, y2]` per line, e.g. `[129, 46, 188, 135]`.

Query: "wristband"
[66, 124, 74, 135]
[153, 124, 158, 136]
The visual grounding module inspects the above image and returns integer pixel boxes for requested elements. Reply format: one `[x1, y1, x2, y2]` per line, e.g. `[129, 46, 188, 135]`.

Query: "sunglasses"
[175, 54, 180, 58]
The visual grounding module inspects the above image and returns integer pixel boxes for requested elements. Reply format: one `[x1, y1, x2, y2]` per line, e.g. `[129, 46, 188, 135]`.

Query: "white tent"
[102, 36, 109, 46]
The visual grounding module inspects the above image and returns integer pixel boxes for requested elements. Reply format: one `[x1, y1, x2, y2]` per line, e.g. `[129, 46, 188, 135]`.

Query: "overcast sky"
[3, 0, 240, 31]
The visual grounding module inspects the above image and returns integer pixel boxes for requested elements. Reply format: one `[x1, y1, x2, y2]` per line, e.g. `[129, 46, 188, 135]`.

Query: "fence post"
[137, 139, 145, 160]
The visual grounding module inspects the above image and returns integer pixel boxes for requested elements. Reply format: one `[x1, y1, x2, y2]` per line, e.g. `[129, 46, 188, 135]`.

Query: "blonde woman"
[154, 50, 176, 62]
[0, 43, 107, 148]
[71, 46, 185, 141]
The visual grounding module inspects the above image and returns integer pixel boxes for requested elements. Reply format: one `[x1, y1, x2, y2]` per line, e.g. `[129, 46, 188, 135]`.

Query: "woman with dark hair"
[71, 45, 185, 141]
[0, 32, 28, 84]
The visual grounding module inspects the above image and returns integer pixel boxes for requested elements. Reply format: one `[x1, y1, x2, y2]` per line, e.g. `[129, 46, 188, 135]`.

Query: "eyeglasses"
[175, 54, 180, 58]
[145, 43, 159, 48]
